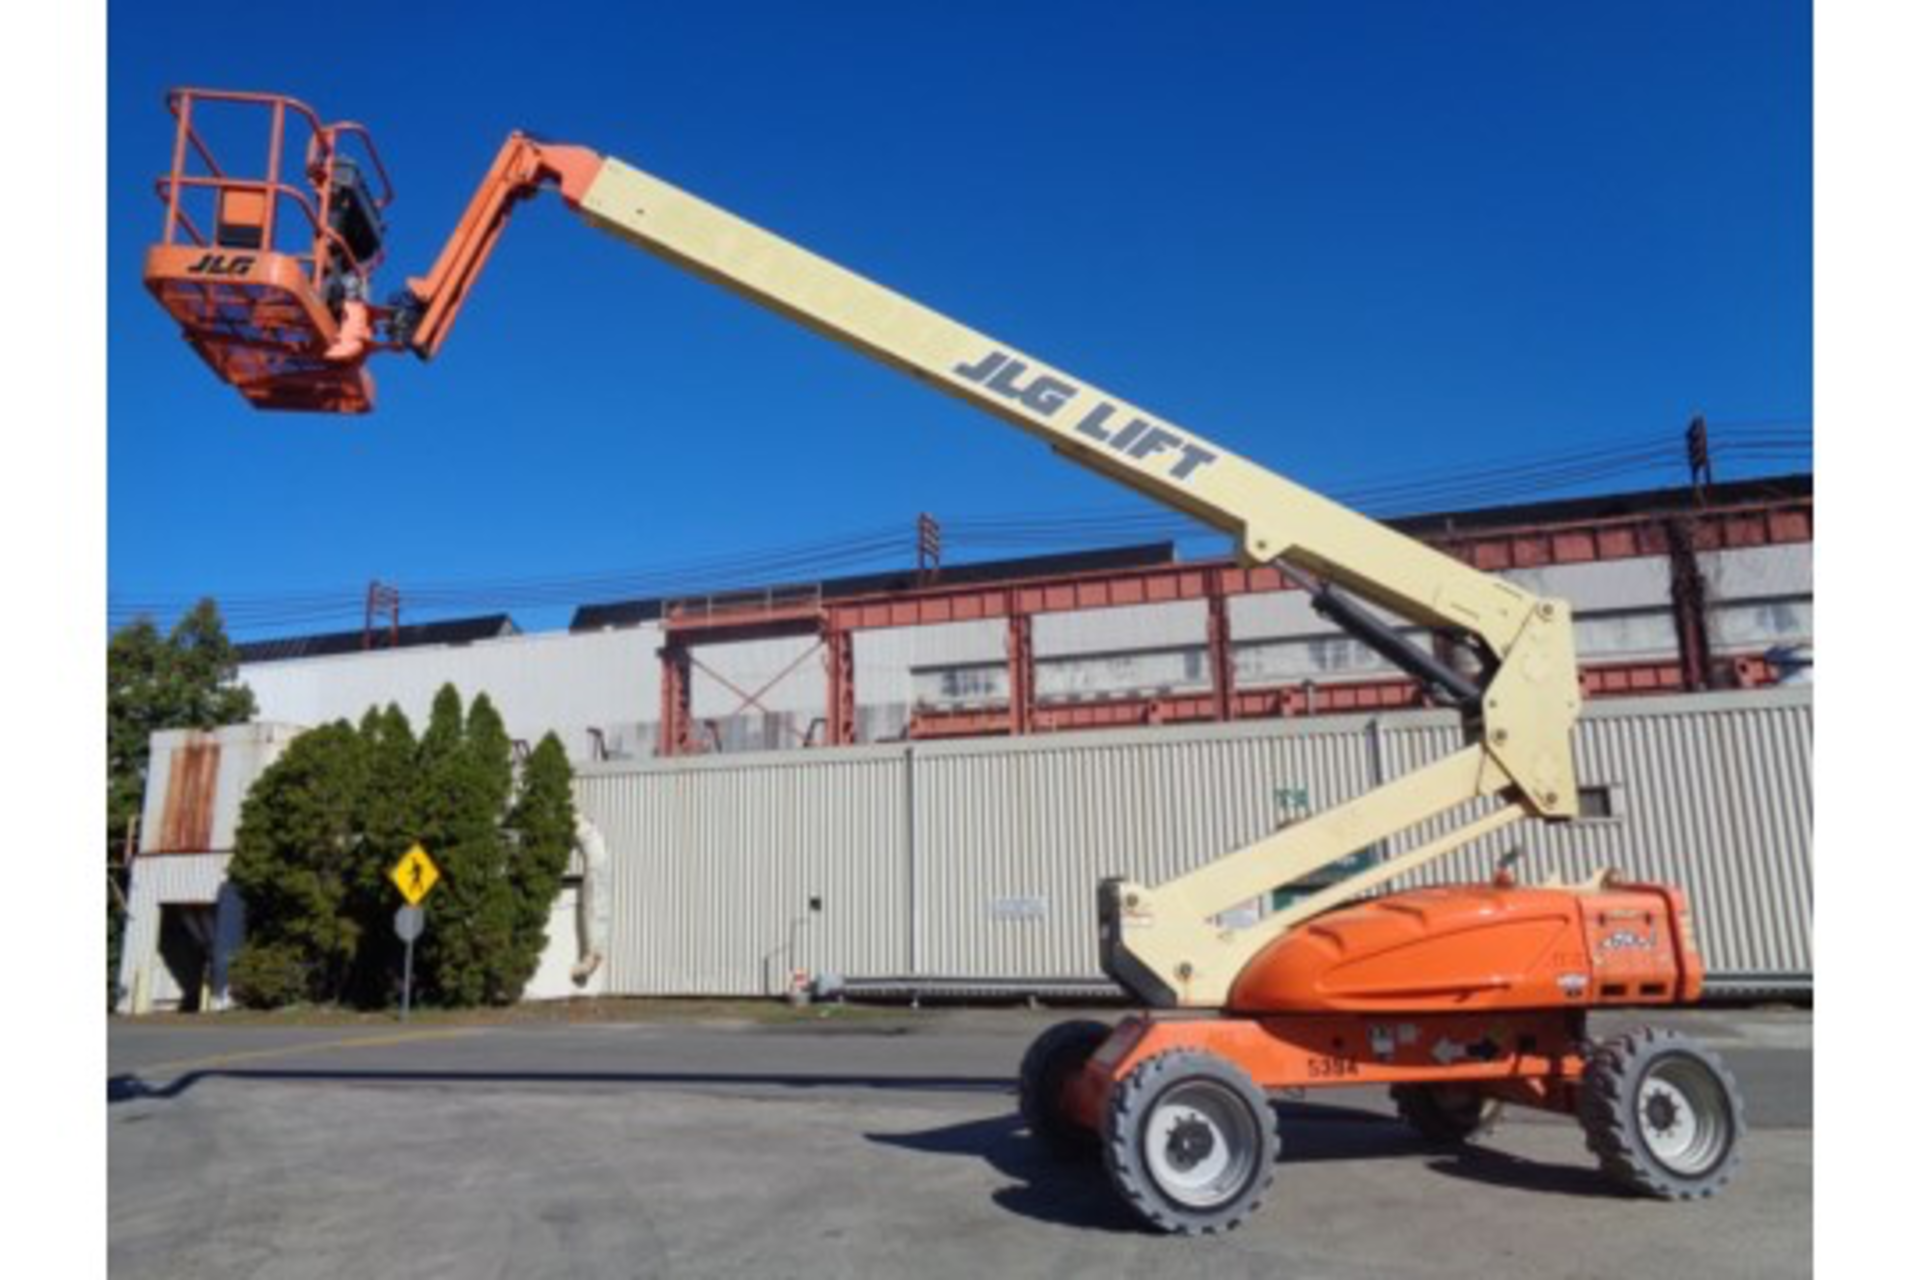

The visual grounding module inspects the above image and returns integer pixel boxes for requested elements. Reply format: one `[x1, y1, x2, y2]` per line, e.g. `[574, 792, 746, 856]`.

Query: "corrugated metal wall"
[911, 721, 1379, 977]
[575, 688, 1811, 996]
[576, 749, 909, 995]
[116, 853, 245, 1012]
[1387, 695, 1814, 985]
[120, 723, 301, 1013]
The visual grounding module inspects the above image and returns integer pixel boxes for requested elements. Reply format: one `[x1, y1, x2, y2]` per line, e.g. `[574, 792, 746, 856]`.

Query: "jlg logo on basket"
[185, 253, 256, 277]
[1596, 927, 1655, 952]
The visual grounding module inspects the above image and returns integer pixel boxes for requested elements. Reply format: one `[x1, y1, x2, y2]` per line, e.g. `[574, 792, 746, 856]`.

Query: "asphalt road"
[108, 1006, 1811, 1280]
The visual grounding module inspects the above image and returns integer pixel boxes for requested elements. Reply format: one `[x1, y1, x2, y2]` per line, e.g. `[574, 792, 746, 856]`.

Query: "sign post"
[388, 844, 441, 1022]
[394, 905, 425, 1021]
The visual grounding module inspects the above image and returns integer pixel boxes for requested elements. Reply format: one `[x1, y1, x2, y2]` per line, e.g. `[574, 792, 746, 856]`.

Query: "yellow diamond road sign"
[390, 844, 440, 906]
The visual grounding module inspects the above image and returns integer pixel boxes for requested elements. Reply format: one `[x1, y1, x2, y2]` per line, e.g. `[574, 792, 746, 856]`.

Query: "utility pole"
[1686, 415, 1714, 500]
[363, 580, 401, 649]
[915, 513, 942, 587]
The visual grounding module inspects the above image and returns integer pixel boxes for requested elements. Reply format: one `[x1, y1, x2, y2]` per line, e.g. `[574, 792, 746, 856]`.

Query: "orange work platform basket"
[143, 89, 394, 413]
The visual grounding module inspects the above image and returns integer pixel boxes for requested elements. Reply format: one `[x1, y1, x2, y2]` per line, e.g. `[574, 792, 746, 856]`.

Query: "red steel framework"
[651, 492, 1811, 757]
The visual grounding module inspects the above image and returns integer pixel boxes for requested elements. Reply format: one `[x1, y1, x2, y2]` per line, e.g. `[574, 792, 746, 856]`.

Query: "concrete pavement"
[108, 1006, 1811, 1279]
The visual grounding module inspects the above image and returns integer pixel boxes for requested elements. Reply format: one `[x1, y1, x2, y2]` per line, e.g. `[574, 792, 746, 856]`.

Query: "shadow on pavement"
[108, 1068, 1008, 1105]
[108, 1068, 1631, 1223]
[867, 1098, 1628, 1232]
[867, 1113, 1144, 1233]
[1423, 1146, 1629, 1198]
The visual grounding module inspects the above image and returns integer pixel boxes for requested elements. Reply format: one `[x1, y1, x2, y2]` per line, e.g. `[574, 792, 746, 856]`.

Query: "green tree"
[343, 704, 421, 1005]
[219, 683, 578, 1011]
[411, 686, 473, 1004]
[107, 601, 256, 1007]
[226, 721, 368, 1006]
[108, 603, 257, 846]
[417, 691, 520, 1006]
[503, 733, 577, 1000]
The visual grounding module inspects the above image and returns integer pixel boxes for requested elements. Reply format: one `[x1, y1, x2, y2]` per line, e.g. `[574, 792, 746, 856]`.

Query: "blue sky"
[107, 0, 1810, 638]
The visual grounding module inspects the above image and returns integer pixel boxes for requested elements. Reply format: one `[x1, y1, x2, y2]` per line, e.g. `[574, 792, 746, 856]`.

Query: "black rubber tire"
[1102, 1050, 1280, 1235]
[1017, 1019, 1110, 1157]
[1390, 1083, 1505, 1146]
[1578, 1026, 1746, 1200]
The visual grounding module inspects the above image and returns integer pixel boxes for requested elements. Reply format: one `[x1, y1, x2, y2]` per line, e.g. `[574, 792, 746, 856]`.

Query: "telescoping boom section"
[142, 90, 1581, 1011]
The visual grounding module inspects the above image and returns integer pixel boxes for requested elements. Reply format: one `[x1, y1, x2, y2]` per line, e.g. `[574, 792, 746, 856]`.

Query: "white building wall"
[856, 621, 1008, 717]
[1573, 611, 1681, 663]
[1035, 600, 1207, 656]
[857, 621, 1005, 691]
[1700, 544, 1814, 652]
[1502, 556, 1674, 612]
[116, 853, 243, 1013]
[1709, 599, 1813, 650]
[1229, 556, 1684, 676]
[570, 688, 1813, 996]
[1228, 588, 1342, 640]
[1234, 632, 1421, 684]
[1039, 649, 1210, 700]
[1700, 543, 1812, 600]
[231, 540, 1810, 757]
[241, 627, 661, 760]
[685, 633, 827, 719]
[523, 883, 609, 1000]
[118, 723, 302, 1013]
[117, 692, 1813, 1010]
[1228, 589, 1433, 685]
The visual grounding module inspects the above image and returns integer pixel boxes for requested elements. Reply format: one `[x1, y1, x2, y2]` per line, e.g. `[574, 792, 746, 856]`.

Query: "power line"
[110, 421, 1810, 637]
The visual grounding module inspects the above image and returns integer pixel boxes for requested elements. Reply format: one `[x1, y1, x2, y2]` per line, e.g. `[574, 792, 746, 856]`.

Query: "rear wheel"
[1017, 1020, 1109, 1157]
[1578, 1027, 1745, 1199]
[1103, 1050, 1280, 1235]
[1390, 1083, 1504, 1145]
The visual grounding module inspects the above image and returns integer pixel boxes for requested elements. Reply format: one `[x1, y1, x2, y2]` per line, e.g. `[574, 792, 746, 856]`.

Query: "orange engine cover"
[1228, 883, 1702, 1015]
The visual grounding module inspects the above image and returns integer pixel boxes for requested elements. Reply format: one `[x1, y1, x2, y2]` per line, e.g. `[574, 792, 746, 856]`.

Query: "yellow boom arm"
[398, 138, 1584, 1008]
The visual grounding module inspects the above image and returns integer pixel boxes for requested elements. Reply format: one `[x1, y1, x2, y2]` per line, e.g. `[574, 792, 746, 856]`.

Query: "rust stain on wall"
[155, 738, 220, 852]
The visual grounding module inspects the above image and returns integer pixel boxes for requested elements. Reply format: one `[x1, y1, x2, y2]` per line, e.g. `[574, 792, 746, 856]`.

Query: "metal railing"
[154, 88, 395, 295]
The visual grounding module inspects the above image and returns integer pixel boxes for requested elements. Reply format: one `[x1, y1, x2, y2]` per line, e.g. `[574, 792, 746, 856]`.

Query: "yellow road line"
[129, 1027, 481, 1078]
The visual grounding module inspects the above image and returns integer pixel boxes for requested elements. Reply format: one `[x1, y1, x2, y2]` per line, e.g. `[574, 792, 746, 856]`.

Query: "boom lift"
[144, 90, 1746, 1233]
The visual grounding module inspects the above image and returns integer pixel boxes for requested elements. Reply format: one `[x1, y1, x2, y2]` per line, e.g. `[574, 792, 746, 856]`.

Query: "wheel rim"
[1141, 1080, 1261, 1208]
[1636, 1055, 1732, 1177]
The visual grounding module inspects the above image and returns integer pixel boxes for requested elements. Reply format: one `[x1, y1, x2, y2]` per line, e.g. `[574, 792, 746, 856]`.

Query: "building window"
[912, 663, 1008, 707]
[1576, 785, 1622, 821]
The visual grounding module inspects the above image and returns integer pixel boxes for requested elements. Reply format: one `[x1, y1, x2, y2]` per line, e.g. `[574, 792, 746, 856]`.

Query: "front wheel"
[1578, 1027, 1745, 1200]
[1103, 1050, 1280, 1235]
